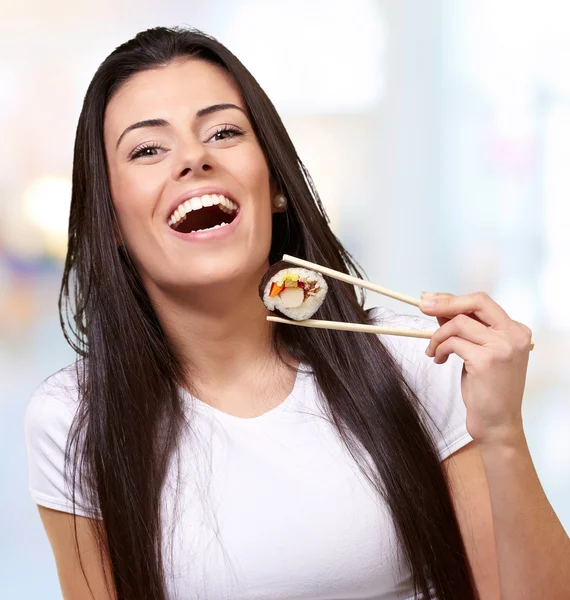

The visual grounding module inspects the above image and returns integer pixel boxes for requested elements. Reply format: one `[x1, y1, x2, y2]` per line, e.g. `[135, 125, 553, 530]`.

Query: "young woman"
[24, 26, 569, 600]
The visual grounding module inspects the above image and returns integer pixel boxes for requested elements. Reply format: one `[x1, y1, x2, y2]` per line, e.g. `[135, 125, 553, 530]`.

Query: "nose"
[173, 139, 213, 179]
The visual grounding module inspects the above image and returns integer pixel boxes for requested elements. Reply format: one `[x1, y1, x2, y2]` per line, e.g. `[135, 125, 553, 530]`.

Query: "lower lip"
[166, 209, 241, 242]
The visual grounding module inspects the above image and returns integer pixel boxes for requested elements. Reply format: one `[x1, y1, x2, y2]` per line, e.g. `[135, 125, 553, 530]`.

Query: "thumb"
[421, 292, 455, 325]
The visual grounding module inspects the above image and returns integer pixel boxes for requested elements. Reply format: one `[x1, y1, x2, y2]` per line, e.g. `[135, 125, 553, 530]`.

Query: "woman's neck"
[146, 275, 282, 392]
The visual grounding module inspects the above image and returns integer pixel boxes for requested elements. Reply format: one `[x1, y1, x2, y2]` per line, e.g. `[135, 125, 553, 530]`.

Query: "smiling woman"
[22, 25, 521, 600]
[102, 58, 279, 295]
[22, 25, 480, 600]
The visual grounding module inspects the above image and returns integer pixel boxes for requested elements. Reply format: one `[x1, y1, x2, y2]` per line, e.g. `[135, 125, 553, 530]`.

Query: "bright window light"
[221, 0, 386, 114]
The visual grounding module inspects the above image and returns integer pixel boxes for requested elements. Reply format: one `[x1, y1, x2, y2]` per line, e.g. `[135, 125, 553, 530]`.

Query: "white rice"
[262, 267, 328, 320]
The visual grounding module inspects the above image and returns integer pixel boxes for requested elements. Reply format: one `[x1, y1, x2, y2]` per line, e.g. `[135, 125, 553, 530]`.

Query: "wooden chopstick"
[278, 254, 536, 351]
[267, 316, 434, 340]
[282, 254, 421, 307]
[268, 316, 535, 351]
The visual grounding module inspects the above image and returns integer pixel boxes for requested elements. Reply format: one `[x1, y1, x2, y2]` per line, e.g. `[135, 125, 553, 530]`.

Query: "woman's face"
[104, 58, 276, 296]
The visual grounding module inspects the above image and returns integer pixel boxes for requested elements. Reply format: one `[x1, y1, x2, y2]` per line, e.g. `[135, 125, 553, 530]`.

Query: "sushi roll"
[259, 260, 328, 320]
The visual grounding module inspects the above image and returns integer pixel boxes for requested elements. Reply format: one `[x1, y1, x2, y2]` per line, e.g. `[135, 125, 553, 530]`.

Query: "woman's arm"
[478, 430, 570, 599]
[444, 436, 570, 600]
[443, 442, 500, 600]
[38, 505, 117, 600]
[421, 290, 570, 599]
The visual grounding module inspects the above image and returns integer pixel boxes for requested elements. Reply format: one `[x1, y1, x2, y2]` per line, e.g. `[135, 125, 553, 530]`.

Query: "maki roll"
[259, 260, 328, 320]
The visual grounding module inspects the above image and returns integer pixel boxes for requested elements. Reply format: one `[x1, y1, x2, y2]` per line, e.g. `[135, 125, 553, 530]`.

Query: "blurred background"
[2, 0, 569, 597]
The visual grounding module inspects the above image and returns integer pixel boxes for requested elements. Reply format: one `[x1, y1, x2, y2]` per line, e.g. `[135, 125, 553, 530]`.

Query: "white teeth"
[219, 196, 235, 213]
[190, 221, 229, 233]
[168, 194, 238, 227]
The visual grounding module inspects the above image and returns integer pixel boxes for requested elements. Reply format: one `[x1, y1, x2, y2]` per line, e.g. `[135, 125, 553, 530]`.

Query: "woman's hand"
[419, 291, 533, 447]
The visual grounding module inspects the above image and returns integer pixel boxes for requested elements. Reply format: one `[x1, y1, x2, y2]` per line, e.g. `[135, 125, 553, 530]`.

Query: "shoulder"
[24, 360, 100, 518]
[369, 304, 444, 382]
[368, 306, 473, 460]
[24, 361, 83, 435]
[369, 305, 437, 356]
[368, 305, 441, 386]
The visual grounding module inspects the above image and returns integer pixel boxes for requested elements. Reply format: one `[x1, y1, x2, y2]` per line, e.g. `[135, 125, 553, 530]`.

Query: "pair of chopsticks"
[266, 254, 535, 351]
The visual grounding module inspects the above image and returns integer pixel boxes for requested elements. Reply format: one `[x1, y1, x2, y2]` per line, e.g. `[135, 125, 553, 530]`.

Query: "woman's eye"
[210, 126, 244, 143]
[129, 143, 162, 160]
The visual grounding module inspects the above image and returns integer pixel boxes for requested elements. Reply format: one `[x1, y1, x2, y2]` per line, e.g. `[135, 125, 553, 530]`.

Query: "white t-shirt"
[24, 307, 472, 600]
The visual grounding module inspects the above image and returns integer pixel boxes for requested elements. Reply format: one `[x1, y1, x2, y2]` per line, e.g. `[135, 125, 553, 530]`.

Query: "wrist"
[475, 425, 527, 454]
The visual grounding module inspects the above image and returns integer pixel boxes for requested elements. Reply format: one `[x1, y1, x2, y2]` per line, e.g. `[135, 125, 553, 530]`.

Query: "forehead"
[104, 58, 243, 134]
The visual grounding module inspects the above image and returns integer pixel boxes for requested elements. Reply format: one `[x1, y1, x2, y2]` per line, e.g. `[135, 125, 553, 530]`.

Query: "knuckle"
[455, 314, 470, 327]
[517, 334, 531, 350]
[513, 322, 533, 348]
[430, 329, 441, 345]
[499, 344, 516, 361]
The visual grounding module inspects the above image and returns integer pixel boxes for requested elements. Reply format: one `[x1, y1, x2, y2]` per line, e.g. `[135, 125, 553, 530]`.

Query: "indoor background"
[1, 1, 569, 597]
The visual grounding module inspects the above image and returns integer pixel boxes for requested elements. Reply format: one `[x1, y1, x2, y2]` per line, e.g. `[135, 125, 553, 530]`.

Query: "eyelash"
[128, 125, 245, 160]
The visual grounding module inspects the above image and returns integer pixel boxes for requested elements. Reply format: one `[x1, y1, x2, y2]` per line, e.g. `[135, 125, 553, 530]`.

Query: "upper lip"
[165, 186, 239, 222]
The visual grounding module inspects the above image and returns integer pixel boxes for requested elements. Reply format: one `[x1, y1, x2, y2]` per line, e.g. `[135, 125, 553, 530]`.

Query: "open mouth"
[168, 194, 239, 234]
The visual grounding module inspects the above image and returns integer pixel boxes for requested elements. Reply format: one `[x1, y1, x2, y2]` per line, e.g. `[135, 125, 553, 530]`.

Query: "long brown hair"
[60, 26, 478, 599]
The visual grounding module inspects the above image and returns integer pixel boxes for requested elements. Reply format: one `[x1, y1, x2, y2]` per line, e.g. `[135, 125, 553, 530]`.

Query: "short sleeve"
[370, 306, 473, 461]
[24, 364, 102, 519]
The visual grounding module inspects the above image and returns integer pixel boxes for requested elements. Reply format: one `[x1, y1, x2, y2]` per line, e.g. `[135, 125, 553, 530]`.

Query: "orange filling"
[269, 282, 284, 297]
[269, 281, 307, 297]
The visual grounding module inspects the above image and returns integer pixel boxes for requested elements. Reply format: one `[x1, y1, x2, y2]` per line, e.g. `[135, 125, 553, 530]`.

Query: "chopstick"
[282, 254, 421, 307]
[276, 254, 536, 351]
[267, 316, 434, 340]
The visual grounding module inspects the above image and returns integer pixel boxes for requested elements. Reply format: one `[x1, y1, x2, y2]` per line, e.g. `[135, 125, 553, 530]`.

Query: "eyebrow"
[115, 103, 246, 150]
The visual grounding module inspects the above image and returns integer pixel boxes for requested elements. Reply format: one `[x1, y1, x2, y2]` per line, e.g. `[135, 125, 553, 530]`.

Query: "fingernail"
[421, 292, 437, 309]
[420, 299, 437, 309]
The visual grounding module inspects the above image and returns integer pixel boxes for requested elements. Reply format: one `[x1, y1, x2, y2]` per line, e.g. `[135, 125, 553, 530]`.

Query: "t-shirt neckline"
[180, 362, 308, 425]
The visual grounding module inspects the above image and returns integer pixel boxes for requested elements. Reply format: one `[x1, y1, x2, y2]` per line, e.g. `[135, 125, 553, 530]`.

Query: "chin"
[156, 256, 256, 292]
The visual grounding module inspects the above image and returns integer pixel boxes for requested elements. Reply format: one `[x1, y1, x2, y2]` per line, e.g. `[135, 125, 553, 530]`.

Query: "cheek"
[245, 151, 273, 241]
[110, 166, 163, 241]
[235, 146, 272, 215]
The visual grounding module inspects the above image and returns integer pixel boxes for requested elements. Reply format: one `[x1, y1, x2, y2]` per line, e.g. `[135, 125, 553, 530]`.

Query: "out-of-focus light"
[23, 176, 71, 238]
[223, 0, 386, 115]
[21, 176, 71, 259]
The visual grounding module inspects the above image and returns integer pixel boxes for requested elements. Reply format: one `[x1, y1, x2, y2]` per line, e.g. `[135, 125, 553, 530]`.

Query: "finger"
[426, 314, 493, 357]
[431, 335, 486, 365]
[422, 293, 453, 327]
[420, 291, 511, 329]
[422, 291, 486, 325]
